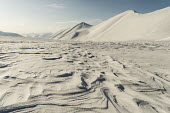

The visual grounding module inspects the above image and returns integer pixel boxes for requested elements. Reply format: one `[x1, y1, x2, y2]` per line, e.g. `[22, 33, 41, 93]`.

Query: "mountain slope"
[81, 7, 170, 42]
[0, 31, 23, 37]
[52, 7, 170, 42]
[83, 8, 170, 41]
[51, 22, 92, 40]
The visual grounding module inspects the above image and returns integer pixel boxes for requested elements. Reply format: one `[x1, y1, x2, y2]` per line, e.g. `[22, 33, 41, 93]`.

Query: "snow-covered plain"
[0, 36, 170, 113]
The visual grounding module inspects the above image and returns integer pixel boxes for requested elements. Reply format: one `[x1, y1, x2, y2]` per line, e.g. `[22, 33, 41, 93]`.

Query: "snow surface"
[0, 37, 170, 113]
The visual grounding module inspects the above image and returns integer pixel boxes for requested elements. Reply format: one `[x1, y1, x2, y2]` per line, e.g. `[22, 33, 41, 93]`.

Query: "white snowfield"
[52, 7, 170, 41]
[0, 37, 170, 113]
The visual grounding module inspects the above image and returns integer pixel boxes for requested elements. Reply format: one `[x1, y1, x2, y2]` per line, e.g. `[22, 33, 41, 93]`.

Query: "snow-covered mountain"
[0, 31, 23, 37]
[52, 7, 170, 42]
[23, 33, 53, 38]
[51, 22, 92, 40]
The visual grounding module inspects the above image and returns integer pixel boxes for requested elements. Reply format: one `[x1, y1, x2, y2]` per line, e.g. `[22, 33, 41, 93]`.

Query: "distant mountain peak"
[51, 22, 92, 40]
[132, 10, 139, 13]
[123, 10, 140, 14]
[76, 22, 92, 27]
[79, 22, 86, 24]
[23, 32, 53, 38]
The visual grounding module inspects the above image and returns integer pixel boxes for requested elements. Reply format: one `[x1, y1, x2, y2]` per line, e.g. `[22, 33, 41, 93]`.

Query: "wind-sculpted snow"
[0, 37, 170, 113]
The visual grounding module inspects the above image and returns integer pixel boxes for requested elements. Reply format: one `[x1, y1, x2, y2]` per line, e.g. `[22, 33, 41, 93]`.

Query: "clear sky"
[0, 0, 170, 34]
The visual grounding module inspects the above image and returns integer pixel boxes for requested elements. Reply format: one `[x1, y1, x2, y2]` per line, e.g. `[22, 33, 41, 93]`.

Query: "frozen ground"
[0, 37, 170, 113]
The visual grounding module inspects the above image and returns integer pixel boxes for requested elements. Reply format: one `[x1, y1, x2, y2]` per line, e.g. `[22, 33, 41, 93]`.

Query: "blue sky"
[0, 0, 170, 33]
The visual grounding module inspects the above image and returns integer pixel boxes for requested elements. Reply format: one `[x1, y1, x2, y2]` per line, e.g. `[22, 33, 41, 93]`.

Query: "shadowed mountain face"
[51, 7, 170, 42]
[51, 22, 92, 40]
[0, 31, 23, 37]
